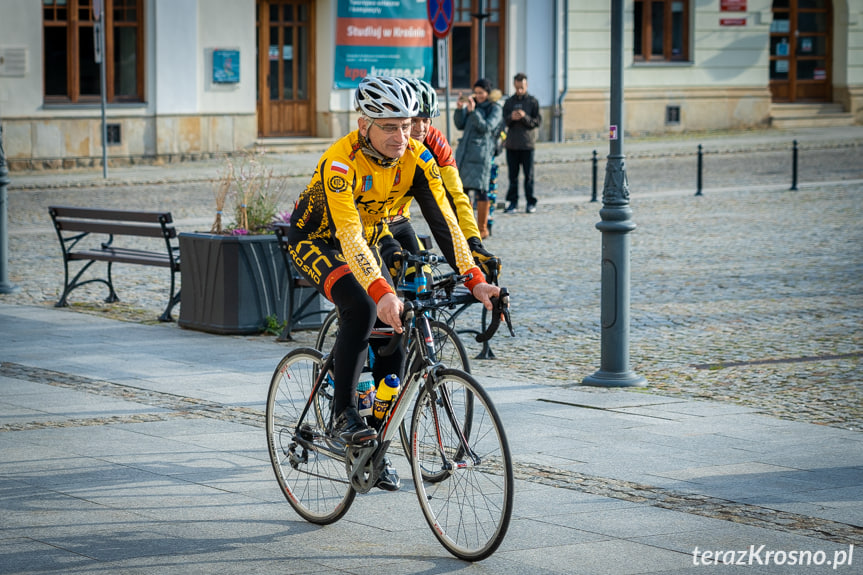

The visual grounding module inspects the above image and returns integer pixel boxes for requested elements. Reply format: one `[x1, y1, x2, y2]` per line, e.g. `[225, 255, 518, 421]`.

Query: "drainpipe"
[552, 1, 559, 142]
[556, 0, 568, 142]
[473, 0, 488, 80]
[0, 123, 20, 295]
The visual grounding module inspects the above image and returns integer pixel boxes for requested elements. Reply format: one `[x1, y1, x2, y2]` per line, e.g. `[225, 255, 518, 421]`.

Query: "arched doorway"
[770, 0, 832, 102]
[256, 0, 316, 137]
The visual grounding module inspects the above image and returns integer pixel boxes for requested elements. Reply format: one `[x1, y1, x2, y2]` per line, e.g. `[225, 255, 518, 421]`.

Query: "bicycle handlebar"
[376, 282, 514, 356]
[475, 287, 514, 343]
[376, 300, 415, 357]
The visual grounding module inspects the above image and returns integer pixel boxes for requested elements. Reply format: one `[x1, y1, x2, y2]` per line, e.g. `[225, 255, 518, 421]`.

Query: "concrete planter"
[178, 232, 325, 335]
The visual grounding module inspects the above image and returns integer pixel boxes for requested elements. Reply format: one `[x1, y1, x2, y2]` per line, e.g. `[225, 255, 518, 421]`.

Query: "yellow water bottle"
[372, 374, 400, 421]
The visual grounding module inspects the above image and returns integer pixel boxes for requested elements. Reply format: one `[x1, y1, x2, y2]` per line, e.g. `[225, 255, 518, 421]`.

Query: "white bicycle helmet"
[404, 78, 440, 118]
[354, 76, 419, 119]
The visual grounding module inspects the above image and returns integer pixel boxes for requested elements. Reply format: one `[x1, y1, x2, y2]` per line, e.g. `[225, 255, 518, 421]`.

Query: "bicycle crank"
[345, 440, 378, 493]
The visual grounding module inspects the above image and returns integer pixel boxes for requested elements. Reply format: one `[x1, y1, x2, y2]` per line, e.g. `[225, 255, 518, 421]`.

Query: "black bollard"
[591, 150, 598, 202]
[695, 144, 703, 196]
[790, 140, 799, 191]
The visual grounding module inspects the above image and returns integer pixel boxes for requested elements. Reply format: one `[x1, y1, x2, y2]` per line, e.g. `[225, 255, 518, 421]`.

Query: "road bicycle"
[265, 260, 515, 561]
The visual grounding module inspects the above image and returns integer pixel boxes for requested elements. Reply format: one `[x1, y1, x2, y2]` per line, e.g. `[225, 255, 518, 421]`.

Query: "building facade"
[0, 0, 860, 169]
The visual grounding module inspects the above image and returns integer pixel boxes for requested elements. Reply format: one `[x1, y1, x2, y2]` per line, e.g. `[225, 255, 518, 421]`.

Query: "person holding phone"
[454, 78, 502, 239]
[502, 73, 542, 214]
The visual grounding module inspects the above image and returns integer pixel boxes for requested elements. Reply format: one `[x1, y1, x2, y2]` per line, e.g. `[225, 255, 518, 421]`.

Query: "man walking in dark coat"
[502, 73, 541, 214]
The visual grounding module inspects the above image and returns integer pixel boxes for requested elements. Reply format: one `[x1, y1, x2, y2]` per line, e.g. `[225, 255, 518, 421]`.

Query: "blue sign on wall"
[213, 49, 240, 83]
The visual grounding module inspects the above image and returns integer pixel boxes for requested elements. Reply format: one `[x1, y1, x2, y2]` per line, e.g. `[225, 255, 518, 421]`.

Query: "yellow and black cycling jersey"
[290, 130, 483, 303]
[388, 125, 482, 242]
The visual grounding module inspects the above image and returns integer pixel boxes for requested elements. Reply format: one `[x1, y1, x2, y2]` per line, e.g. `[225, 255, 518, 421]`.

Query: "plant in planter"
[178, 154, 327, 335]
[209, 155, 288, 235]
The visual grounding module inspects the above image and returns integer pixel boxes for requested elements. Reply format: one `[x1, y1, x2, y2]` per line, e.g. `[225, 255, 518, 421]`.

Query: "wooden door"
[769, 0, 832, 102]
[257, 0, 315, 137]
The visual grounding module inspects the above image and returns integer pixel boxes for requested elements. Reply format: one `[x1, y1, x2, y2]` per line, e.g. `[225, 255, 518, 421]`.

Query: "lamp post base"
[0, 282, 20, 295]
[582, 369, 646, 388]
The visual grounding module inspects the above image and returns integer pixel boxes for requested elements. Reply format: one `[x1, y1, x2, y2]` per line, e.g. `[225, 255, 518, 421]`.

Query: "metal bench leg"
[276, 284, 323, 342]
[160, 289, 181, 322]
[276, 322, 294, 342]
[159, 268, 180, 322]
[103, 261, 120, 303]
[476, 340, 496, 360]
[55, 260, 114, 308]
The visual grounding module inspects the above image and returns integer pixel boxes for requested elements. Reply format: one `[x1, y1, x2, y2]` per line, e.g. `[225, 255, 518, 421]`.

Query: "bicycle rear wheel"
[313, 308, 340, 353]
[265, 348, 355, 524]
[410, 368, 513, 561]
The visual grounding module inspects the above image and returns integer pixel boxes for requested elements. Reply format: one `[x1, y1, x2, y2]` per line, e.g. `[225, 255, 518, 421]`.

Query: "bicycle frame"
[291, 302, 476, 493]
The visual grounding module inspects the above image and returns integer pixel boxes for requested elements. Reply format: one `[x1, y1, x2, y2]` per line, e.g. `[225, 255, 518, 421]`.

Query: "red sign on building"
[720, 0, 747, 11]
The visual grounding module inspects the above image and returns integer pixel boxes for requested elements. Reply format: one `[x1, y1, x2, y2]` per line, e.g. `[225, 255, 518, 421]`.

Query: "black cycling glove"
[467, 236, 501, 284]
[378, 235, 403, 280]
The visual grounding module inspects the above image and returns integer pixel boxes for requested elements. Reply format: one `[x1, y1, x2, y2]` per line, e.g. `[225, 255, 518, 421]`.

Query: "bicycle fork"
[429, 377, 481, 472]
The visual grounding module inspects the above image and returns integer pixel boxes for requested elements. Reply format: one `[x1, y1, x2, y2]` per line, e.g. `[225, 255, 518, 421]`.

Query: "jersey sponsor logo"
[363, 175, 373, 192]
[328, 175, 348, 193]
[394, 168, 401, 186]
[330, 160, 350, 175]
[353, 253, 374, 276]
[420, 149, 433, 163]
[356, 195, 387, 215]
[430, 163, 441, 180]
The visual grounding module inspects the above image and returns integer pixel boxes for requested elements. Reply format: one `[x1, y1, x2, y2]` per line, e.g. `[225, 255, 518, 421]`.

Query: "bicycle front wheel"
[398, 320, 472, 464]
[266, 348, 355, 524]
[410, 369, 513, 561]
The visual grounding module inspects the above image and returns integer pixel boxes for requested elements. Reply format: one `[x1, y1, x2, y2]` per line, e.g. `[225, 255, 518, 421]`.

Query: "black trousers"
[287, 236, 403, 416]
[505, 148, 536, 206]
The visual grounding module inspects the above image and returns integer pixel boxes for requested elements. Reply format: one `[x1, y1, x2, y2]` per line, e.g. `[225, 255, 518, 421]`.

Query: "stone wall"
[4, 113, 256, 171]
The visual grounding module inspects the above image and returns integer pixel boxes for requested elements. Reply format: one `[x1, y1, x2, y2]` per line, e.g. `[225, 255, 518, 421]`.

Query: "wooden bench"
[273, 222, 331, 341]
[48, 206, 181, 322]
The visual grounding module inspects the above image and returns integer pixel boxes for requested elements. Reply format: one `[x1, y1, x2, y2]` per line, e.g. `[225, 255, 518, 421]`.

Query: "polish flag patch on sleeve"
[330, 161, 350, 175]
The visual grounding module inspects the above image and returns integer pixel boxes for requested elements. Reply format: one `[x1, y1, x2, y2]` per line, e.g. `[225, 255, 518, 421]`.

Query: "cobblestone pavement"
[3, 134, 862, 433]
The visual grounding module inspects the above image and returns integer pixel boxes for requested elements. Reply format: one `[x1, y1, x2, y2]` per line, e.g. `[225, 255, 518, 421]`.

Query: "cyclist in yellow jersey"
[287, 77, 500, 489]
[385, 78, 501, 283]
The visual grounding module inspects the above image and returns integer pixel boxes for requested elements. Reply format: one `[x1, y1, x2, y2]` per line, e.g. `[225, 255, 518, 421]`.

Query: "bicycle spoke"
[266, 349, 355, 524]
[410, 369, 513, 561]
[399, 320, 471, 467]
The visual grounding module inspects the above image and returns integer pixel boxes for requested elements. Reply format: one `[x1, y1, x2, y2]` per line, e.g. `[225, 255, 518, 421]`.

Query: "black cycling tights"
[329, 275, 404, 417]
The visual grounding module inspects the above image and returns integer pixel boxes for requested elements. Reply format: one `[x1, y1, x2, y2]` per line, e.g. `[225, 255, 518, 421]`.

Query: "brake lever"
[501, 298, 514, 337]
[377, 300, 414, 356]
[475, 288, 513, 343]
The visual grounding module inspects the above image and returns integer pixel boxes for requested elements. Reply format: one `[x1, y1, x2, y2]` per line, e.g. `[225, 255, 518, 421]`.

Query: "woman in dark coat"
[454, 78, 502, 239]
